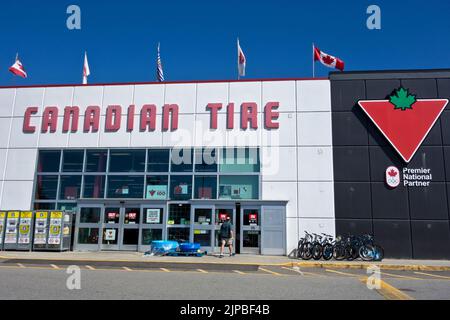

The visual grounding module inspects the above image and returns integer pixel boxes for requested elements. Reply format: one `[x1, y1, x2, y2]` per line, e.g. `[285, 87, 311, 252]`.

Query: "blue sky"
[0, 0, 449, 86]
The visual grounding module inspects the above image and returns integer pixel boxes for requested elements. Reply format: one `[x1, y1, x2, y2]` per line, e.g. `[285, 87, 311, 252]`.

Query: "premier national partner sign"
[22, 102, 281, 134]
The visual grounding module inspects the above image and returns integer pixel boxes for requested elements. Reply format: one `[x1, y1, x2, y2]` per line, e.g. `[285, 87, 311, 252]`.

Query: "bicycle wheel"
[359, 245, 375, 261]
[345, 246, 356, 261]
[312, 243, 323, 260]
[300, 242, 313, 260]
[373, 245, 384, 261]
[333, 244, 346, 260]
[322, 244, 333, 260]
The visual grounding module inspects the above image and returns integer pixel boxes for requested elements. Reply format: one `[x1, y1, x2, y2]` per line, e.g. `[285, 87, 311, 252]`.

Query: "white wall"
[0, 80, 336, 253]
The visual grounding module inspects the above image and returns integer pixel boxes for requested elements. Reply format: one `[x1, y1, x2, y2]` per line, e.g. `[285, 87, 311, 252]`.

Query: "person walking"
[219, 216, 234, 258]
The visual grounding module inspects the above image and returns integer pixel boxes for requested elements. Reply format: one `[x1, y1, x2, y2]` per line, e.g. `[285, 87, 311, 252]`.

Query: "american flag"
[156, 43, 164, 82]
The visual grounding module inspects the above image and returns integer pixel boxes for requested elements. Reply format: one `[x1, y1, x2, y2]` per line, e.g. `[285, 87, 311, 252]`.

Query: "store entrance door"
[240, 206, 261, 254]
[102, 203, 140, 251]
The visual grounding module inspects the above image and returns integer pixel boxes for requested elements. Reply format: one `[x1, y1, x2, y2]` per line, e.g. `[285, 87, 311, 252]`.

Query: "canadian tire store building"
[0, 69, 450, 259]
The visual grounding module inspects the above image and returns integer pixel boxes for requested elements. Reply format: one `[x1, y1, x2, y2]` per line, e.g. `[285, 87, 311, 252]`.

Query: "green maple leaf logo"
[389, 87, 417, 111]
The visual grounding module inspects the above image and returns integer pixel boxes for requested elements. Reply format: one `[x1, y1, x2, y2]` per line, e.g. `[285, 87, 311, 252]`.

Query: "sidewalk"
[1, 251, 450, 271]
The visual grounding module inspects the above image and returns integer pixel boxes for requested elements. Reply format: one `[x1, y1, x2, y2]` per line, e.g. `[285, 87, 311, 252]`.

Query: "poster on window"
[146, 209, 161, 224]
[47, 212, 63, 245]
[18, 212, 33, 244]
[4, 211, 19, 244]
[146, 185, 168, 200]
[34, 211, 48, 245]
[0, 212, 5, 245]
[104, 229, 116, 241]
[174, 183, 188, 195]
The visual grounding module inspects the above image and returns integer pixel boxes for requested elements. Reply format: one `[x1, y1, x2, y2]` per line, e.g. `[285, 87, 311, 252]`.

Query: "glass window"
[37, 150, 61, 173]
[167, 227, 190, 243]
[219, 148, 260, 173]
[83, 175, 106, 198]
[143, 208, 163, 224]
[123, 229, 139, 245]
[194, 230, 211, 247]
[170, 175, 192, 200]
[243, 209, 260, 226]
[194, 176, 217, 199]
[59, 175, 82, 200]
[109, 149, 145, 172]
[194, 208, 212, 225]
[85, 150, 107, 172]
[78, 228, 99, 244]
[124, 208, 140, 225]
[171, 148, 193, 172]
[62, 150, 84, 172]
[107, 175, 144, 198]
[33, 202, 56, 210]
[147, 149, 169, 172]
[219, 176, 259, 200]
[142, 229, 163, 245]
[195, 148, 217, 172]
[215, 208, 233, 225]
[104, 207, 120, 224]
[145, 175, 168, 200]
[57, 203, 77, 211]
[168, 204, 191, 225]
[79, 207, 101, 223]
[35, 175, 59, 200]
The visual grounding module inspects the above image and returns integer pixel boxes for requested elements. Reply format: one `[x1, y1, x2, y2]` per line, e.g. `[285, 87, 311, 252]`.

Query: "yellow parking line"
[259, 267, 282, 276]
[85, 265, 95, 270]
[50, 264, 60, 270]
[380, 271, 423, 281]
[233, 270, 246, 275]
[122, 267, 132, 271]
[17, 263, 25, 268]
[378, 280, 414, 300]
[325, 269, 361, 277]
[160, 268, 170, 272]
[414, 272, 450, 280]
[197, 269, 208, 274]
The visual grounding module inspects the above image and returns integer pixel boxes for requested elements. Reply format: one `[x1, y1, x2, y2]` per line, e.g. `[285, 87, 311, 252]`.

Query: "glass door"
[74, 205, 102, 251]
[192, 205, 214, 252]
[121, 206, 141, 251]
[102, 206, 121, 250]
[240, 206, 261, 254]
[214, 206, 236, 254]
[139, 205, 165, 252]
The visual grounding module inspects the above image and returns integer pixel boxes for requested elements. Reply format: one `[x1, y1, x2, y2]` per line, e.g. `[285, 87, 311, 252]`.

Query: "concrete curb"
[287, 261, 450, 271]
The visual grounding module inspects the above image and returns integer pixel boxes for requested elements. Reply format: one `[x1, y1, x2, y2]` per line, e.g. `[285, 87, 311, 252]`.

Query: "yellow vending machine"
[0, 211, 6, 251]
[3, 211, 20, 250]
[17, 211, 34, 251]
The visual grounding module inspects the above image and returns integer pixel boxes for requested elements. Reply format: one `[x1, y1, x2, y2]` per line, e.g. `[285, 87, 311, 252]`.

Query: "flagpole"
[237, 38, 240, 81]
[312, 43, 315, 78]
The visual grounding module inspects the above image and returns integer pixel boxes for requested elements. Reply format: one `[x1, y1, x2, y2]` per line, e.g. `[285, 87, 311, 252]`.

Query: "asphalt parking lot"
[0, 259, 449, 300]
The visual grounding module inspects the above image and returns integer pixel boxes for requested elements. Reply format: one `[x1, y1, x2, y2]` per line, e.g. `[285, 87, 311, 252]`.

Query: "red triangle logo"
[359, 90, 448, 163]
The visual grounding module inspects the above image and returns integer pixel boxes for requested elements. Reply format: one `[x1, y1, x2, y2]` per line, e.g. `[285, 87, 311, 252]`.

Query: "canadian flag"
[237, 38, 246, 77]
[9, 54, 27, 78]
[313, 46, 344, 71]
[82, 51, 90, 85]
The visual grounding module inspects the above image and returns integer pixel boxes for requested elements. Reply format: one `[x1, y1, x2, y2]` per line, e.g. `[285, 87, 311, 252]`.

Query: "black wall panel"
[332, 71, 450, 259]
[371, 183, 409, 220]
[332, 111, 368, 146]
[411, 220, 450, 259]
[409, 183, 448, 220]
[401, 79, 438, 98]
[331, 80, 365, 112]
[366, 79, 401, 100]
[334, 183, 372, 219]
[333, 147, 370, 182]
[441, 112, 450, 145]
[335, 219, 373, 237]
[373, 220, 412, 259]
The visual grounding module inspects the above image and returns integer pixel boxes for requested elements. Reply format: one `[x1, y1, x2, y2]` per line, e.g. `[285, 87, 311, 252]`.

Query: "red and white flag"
[313, 45, 344, 71]
[237, 38, 246, 77]
[9, 54, 27, 78]
[82, 51, 90, 85]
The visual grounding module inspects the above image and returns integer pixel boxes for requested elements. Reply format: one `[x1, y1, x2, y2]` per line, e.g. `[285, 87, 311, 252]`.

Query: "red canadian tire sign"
[358, 88, 449, 163]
